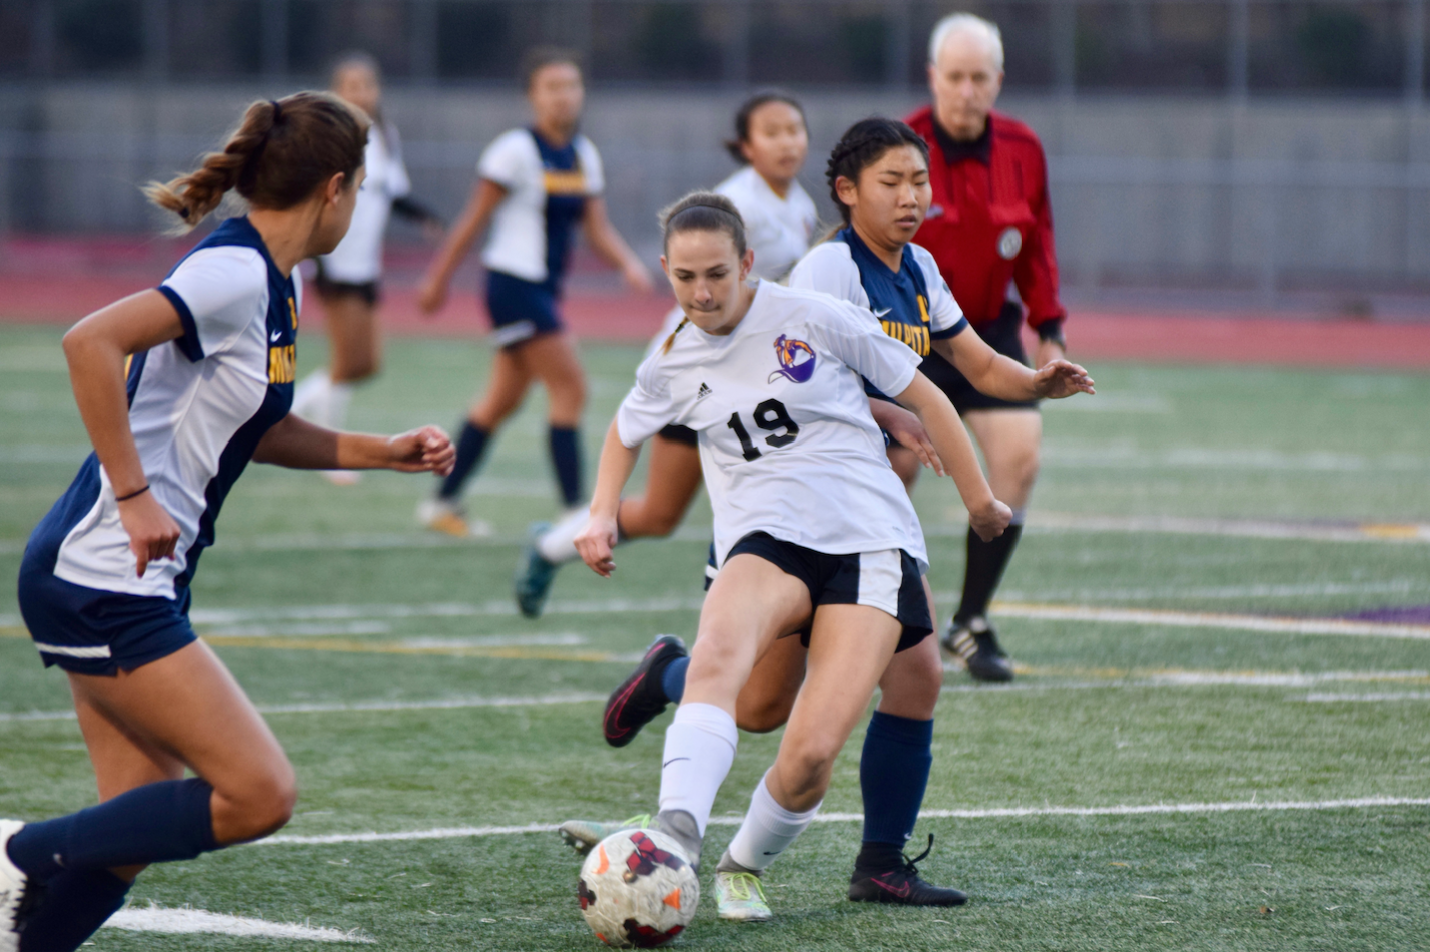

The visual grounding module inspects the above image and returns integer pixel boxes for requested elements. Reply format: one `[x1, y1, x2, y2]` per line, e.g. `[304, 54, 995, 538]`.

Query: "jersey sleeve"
[1010, 139, 1066, 330]
[808, 298, 921, 398]
[158, 246, 268, 361]
[576, 138, 605, 196]
[915, 247, 969, 340]
[787, 242, 869, 307]
[476, 130, 529, 189]
[615, 360, 676, 448]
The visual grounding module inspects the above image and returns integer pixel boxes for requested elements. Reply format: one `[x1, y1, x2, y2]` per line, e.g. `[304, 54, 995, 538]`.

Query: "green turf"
[1, 324, 1428, 950]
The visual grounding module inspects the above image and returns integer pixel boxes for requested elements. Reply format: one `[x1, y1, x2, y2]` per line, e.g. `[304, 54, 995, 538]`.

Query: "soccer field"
[2, 323, 1428, 951]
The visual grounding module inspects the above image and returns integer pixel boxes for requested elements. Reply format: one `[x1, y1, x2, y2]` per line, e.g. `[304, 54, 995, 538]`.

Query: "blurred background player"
[513, 90, 817, 615]
[416, 47, 652, 537]
[907, 14, 1070, 681]
[292, 52, 443, 484]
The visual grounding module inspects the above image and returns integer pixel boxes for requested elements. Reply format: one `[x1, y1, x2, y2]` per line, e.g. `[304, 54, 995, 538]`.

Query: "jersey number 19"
[726, 398, 800, 461]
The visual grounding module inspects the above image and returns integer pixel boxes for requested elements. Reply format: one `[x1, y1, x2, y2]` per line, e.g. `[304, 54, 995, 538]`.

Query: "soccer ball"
[577, 828, 699, 947]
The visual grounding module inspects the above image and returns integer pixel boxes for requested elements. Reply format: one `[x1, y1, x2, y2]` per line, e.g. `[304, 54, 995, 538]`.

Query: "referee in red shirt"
[906, 14, 1068, 682]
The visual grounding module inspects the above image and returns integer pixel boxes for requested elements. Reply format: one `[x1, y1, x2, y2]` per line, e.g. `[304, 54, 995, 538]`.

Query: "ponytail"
[145, 91, 369, 232]
[660, 316, 690, 355]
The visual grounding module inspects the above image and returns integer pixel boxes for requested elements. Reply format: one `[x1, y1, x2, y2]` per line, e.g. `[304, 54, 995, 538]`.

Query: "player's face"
[841, 145, 931, 250]
[529, 63, 585, 134]
[928, 29, 1004, 140]
[333, 64, 381, 121]
[741, 101, 808, 187]
[311, 164, 366, 256]
[661, 230, 755, 336]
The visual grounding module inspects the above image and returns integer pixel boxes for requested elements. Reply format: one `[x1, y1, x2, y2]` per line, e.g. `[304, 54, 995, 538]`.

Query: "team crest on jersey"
[769, 335, 816, 384]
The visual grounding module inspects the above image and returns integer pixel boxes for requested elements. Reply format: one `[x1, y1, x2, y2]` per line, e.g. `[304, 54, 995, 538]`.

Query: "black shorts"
[657, 424, 699, 447]
[485, 270, 564, 349]
[710, 532, 932, 653]
[312, 260, 380, 306]
[921, 301, 1039, 414]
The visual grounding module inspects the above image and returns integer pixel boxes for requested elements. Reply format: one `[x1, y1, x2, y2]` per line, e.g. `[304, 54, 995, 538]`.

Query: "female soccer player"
[569, 191, 1012, 932]
[514, 89, 821, 616]
[292, 52, 442, 484]
[0, 93, 455, 952]
[416, 47, 652, 537]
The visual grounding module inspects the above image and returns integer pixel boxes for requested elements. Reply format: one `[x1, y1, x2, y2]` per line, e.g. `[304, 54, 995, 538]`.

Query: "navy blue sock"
[19, 868, 131, 952]
[548, 426, 583, 507]
[438, 421, 490, 501]
[858, 712, 934, 853]
[6, 779, 217, 884]
[660, 655, 689, 704]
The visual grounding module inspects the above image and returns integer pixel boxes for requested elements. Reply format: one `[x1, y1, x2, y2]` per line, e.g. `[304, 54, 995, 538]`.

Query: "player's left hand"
[575, 514, 620, 577]
[385, 425, 455, 475]
[1033, 359, 1095, 399]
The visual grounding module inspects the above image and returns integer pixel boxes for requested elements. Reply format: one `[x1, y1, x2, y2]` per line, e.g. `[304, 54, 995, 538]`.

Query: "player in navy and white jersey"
[0, 94, 454, 952]
[416, 47, 652, 537]
[292, 52, 442, 484]
[514, 90, 826, 616]
[561, 193, 1013, 926]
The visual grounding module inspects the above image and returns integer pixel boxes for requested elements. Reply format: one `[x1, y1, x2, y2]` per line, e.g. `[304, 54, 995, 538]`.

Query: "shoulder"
[167, 243, 268, 293]
[788, 239, 857, 293]
[480, 128, 537, 165]
[990, 112, 1046, 154]
[903, 105, 935, 136]
[715, 168, 761, 213]
[763, 281, 871, 330]
[794, 238, 853, 270]
[908, 243, 942, 281]
[573, 134, 602, 164]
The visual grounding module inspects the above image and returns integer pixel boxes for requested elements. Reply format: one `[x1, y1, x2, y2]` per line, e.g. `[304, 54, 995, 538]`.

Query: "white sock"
[326, 381, 355, 431]
[725, 770, 821, 872]
[537, 506, 591, 564]
[658, 703, 737, 837]
[292, 370, 331, 425]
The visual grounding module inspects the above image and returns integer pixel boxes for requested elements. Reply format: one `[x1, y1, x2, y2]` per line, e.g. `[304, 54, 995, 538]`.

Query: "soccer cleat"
[715, 871, 773, 922]
[603, 635, 687, 748]
[559, 814, 651, 856]
[416, 497, 471, 538]
[848, 835, 968, 906]
[0, 820, 41, 952]
[941, 616, 1014, 682]
[514, 522, 559, 618]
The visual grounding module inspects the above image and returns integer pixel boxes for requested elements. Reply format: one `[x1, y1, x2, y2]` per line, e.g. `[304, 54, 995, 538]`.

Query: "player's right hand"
[417, 278, 447, 315]
[117, 490, 181, 578]
[969, 498, 1012, 542]
[575, 514, 620, 577]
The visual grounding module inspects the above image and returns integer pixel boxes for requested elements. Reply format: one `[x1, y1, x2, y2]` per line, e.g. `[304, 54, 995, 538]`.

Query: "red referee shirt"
[905, 106, 1065, 333]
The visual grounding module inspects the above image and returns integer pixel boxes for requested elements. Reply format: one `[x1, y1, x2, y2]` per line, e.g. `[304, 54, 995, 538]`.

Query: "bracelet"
[115, 485, 150, 502]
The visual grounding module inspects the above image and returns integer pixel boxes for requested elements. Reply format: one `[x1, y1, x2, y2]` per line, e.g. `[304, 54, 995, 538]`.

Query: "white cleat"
[0, 820, 36, 952]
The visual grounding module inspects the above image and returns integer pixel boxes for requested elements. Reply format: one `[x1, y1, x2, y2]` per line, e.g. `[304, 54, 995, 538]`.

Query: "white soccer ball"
[577, 828, 700, 947]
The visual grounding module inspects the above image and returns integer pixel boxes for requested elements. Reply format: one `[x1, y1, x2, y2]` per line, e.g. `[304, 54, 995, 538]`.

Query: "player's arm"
[417, 178, 507, 313]
[930, 333, 1094, 401]
[574, 418, 642, 577]
[62, 290, 187, 576]
[251, 415, 454, 475]
[1012, 146, 1068, 369]
[892, 371, 1009, 541]
[583, 197, 653, 293]
[867, 397, 942, 475]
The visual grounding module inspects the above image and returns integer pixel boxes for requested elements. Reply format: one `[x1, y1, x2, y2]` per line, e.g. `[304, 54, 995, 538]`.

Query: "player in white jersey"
[0, 94, 455, 952]
[416, 47, 652, 537]
[515, 92, 927, 617]
[560, 193, 1010, 940]
[292, 52, 442, 484]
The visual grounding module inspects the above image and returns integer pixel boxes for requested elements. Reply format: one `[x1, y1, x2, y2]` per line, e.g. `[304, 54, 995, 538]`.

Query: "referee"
[906, 13, 1068, 682]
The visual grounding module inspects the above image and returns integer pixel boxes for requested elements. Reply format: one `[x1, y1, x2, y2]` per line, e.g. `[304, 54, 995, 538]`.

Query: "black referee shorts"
[921, 301, 1039, 414]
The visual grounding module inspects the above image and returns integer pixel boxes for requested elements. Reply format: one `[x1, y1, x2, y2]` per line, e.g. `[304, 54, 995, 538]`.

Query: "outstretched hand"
[1033, 359, 1096, 399]
[386, 425, 455, 476]
[575, 514, 620, 577]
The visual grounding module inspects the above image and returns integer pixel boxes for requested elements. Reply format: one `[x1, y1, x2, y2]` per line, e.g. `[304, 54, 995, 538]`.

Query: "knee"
[228, 762, 297, 841]
[641, 505, 685, 538]
[735, 694, 794, 734]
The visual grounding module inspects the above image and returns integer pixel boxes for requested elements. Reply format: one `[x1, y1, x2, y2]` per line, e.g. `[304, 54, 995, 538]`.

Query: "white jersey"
[318, 122, 412, 284]
[647, 166, 820, 357]
[617, 281, 929, 570]
[39, 217, 299, 599]
[478, 128, 604, 284]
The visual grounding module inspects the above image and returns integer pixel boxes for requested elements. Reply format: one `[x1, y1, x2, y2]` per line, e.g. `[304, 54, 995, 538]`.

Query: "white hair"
[927, 12, 1004, 71]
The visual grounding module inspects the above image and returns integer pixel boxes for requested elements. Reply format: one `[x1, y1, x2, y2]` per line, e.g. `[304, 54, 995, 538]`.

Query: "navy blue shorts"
[921, 301, 1040, 413]
[17, 557, 197, 676]
[485, 270, 564, 349]
[708, 532, 932, 653]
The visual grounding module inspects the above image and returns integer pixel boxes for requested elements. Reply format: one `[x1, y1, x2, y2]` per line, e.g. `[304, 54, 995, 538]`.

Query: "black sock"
[19, 869, 131, 952]
[548, 425, 583, 507]
[854, 840, 907, 873]
[955, 523, 1023, 623]
[438, 421, 490, 501]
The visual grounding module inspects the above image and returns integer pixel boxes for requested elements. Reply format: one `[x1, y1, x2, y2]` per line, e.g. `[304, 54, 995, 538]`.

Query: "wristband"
[1036, 318, 1066, 345]
[115, 485, 150, 502]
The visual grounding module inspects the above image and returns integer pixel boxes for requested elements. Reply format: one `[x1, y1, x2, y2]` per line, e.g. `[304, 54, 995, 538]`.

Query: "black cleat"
[603, 635, 687, 747]
[942, 616, 1014, 682]
[848, 835, 968, 906]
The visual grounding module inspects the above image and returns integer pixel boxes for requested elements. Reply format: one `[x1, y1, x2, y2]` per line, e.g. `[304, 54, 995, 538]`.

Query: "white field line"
[106, 904, 373, 942]
[997, 579, 1429, 603]
[988, 603, 1430, 640]
[1300, 692, 1430, 702]
[0, 693, 607, 723]
[259, 797, 1430, 846]
[1022, 512, 1430, 544]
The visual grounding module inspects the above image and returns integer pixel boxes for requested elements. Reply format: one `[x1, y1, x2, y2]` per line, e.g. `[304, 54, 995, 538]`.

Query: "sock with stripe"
[657, 703, 737, 838]
[438, 421, 491, 501]
[858, 711, 933, 852]
[548, 426, 583, 508]
[17, 868, 131, 952]
[722, 770, 821, 873]
[5, 778, 218, 885]
[954, 515, 1025, 624]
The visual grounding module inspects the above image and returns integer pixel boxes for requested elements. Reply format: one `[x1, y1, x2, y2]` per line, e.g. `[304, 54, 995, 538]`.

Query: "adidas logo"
[696, 382, 712, 400]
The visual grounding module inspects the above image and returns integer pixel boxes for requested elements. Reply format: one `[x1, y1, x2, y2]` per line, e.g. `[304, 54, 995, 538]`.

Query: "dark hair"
[145, 92, 369, 231]
[825, 117, 930, 226]
[521, 46, 582, 89]
[724, 89, 807, 164]
[657, 192, 749, 354]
